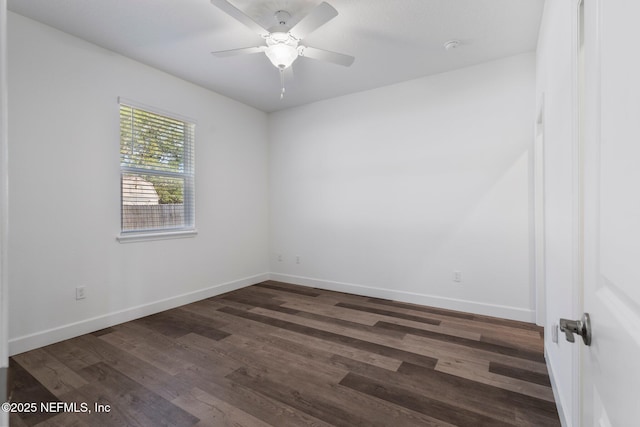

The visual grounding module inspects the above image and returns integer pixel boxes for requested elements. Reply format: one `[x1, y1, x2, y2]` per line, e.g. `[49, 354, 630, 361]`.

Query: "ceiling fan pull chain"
[280, 68, 286, 99]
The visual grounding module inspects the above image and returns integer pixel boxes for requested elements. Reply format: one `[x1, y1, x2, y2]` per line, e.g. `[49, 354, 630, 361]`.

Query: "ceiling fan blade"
[289, 2, 338, 40]
[210, 0, 269, 37]
[211, 46, 267, 57]
[299, 46, 355, 67]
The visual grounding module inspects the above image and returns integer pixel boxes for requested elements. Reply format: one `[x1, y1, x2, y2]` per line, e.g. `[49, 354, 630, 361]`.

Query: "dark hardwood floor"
[7, 281, 560, 426]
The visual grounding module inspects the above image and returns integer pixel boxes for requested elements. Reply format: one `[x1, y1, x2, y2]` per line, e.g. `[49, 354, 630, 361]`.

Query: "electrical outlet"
[453, 271, 462, 283]
[296, 255, 300, 264]
[76, 286, 86, 300]
[277, 254, 283, 262]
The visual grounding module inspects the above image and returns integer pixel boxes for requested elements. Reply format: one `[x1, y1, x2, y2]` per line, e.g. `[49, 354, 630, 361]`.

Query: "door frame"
[564, 0, 591, 427]
[571, 0, 587, 425]
[580, 0, 602, 423]
[534, 96, 546, 327]
[0, 1, 9, 426]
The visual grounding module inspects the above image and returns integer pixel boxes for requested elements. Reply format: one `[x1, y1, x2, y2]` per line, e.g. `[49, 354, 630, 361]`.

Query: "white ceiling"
[7, 0, 545, 113]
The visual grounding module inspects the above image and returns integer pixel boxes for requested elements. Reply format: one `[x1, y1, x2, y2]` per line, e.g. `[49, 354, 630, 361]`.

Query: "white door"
[580, 0, 640, 424]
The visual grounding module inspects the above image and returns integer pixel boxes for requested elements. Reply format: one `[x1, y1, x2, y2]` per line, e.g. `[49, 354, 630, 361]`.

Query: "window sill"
[116, 229, 198, 243]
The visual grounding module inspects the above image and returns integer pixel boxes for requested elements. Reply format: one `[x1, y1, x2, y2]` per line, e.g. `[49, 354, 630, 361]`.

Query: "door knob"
[559, 313, 592, 346]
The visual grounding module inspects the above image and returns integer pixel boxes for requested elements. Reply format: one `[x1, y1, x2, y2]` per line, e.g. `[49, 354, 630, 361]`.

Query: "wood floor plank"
[136, 309, 231, 341]
[41, 338, 104, 372]
[436, 358, 555, 402]
[12, 348, 88, 397]
[218, 306, 438, 369]
[171, 387, 273, 427]
[218, 298, 404, 338]
[246, 305, 409, 346]
[225, 293, 407, 339]
[228, 367, 356, 426]
[339, 372, 512, 427]
[91, 327, 117, 337]
[333, 355, 520, 424]
[400, 333, 550, 376]
[336, 302, 442, 325]
[179, 366, 334, 427]
[515, 407, 565, 427]
[480, 331, 545, 354]
[226, 319, 404, 374]
[366, 297, 544, 333]
[72, 334, 195, 403]
[220, 292, 300, 315]
[366, 297, 476, 319]
[310, 289, 384, 307]
[227, 365, 443, 427]
[7, 358, 61, 427]
[98, 329, 193, 377]
[79, 362, 199, 427]
[489, 361, 552, 387]
[399, 362, 559, 423]
[230, 286, 294, 302]
[261, 292, 486, 344]
[178, 329, 346, 388]
[268, 328, 403, 372]
[29, 412, 86, 427]
[369, 313, 483, 341]
[53, 383, 134, 427]
[241, 284, 321, 302]
[7, 282, 559, 426]
[212, 333, 349, 384]
[439, 317, 544, 342]
[342, 295, 544, 348]
[294, 309, 407, 339]
[281, 299, 381, 326]
[375, 320, 546, 362]
[255, 281, 322, 297]
[104, 323, 242, 378]
[294, 294, 483, 341]
[245, 305, 536, 373]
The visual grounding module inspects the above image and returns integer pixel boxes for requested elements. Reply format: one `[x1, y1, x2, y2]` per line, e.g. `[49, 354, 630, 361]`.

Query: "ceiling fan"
[210, 0, 355, 98]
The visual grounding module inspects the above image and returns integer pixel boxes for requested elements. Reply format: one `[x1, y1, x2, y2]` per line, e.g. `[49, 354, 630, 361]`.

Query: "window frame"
[117, 97, 197, 243]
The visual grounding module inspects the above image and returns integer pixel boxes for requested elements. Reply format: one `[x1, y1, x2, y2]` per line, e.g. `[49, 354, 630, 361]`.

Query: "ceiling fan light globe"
[265, 43, 298, 69]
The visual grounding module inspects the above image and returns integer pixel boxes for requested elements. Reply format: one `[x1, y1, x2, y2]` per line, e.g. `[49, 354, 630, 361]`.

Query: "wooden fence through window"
[122, 204, 184, 231]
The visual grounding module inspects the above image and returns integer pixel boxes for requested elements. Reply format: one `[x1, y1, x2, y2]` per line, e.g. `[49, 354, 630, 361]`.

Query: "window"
[119, 99, 195, 239]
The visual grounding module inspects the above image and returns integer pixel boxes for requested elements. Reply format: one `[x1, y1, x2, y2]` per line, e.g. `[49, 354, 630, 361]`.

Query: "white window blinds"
[119, 101, 195, 233]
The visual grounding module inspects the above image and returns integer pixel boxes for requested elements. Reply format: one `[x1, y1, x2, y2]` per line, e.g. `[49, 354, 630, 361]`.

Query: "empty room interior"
[1, 0, 639, 426]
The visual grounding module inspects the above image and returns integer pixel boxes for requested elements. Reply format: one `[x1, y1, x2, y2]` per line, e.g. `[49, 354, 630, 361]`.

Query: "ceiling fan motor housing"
[273, 10, 291, 28]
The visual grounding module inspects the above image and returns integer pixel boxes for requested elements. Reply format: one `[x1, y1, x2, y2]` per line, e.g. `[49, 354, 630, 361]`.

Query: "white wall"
[7, 13, 270, 355]
[536, 1, 580, 426]
[269, 53, 536, 321]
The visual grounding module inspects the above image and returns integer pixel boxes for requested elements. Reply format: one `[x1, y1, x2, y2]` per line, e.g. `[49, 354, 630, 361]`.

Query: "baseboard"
[8, 273, 269, 356]
[269, 273, 536, 322]
[545, 348, 569, 427]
